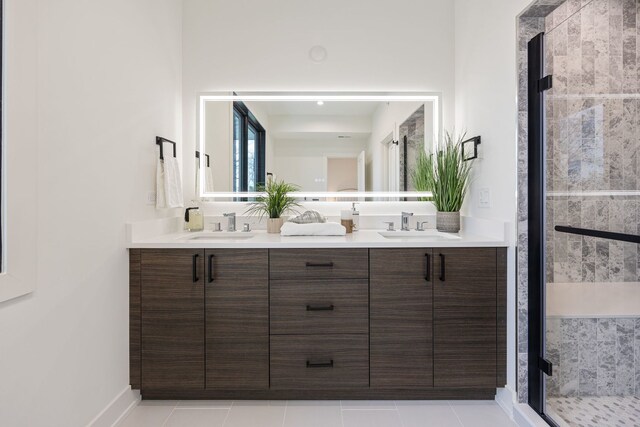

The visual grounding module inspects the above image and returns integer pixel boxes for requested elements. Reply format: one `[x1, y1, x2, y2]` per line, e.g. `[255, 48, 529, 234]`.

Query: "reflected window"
[232, 101, 265, 192]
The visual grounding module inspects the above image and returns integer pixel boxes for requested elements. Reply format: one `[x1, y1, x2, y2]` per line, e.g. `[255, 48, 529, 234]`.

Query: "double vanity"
[128, 226, 507, 401]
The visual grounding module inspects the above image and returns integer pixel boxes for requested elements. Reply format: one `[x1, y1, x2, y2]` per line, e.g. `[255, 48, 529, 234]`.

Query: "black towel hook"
[156, 136, 177, 160]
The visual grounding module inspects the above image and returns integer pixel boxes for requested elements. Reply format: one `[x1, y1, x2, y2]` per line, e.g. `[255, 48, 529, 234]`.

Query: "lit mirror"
[197, 92, 440, 200]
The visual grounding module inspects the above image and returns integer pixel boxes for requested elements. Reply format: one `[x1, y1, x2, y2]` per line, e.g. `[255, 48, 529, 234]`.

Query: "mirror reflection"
[198, 94, 438, 197]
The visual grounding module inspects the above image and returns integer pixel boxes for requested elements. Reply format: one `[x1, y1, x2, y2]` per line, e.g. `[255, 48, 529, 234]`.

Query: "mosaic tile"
[547, 396, 640, 426]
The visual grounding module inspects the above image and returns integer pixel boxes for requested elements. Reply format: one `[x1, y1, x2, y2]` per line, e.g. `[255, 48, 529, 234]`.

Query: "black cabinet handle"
[306, 360, 334, 368]
[305, 262, 334, 268]
[439, 253, 445, 281]
[306, 304, 335, 311]
[192, 254, 200, 283]
[208, 254, 215, 283]
[425, 253, 431, 281]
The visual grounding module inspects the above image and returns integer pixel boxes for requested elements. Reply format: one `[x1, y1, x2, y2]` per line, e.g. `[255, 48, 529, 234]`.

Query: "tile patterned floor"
[118, 400, 517, 427]
[547, 396, 640, 427]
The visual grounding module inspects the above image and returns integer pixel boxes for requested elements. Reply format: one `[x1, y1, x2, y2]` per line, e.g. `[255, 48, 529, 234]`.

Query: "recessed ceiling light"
[317, 100, 324, 106]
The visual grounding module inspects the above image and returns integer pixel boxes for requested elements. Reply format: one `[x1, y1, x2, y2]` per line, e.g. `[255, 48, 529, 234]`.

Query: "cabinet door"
[370, 248, 433, 388]
[205, 249, 269, 389]
[141, 249, 205, 390]
[433, 248, 497, 388]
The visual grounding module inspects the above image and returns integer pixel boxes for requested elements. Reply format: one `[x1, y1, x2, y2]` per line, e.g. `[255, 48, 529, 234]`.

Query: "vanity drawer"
[270, 334, 369, 389]
[270, 279, 369, 335]
[269, 249, 369, 280]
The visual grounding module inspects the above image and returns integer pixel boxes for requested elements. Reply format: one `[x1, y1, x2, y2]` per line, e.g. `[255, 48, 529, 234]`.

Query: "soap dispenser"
[184, 204, 204, 232]
[351, 202, 360, 232]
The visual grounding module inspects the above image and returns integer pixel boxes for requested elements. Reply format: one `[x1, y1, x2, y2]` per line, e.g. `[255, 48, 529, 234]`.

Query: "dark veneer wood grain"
[141, 249, 205, 390]
[129, 249, 141, 390]
[269, 249, 368, 280]
[497, 247, 507, 387]
[370, 248, 434, 389]
[433, 248, 497, 388]
[270, 279, 369, 335]
[142, 388, 496, 400]
[270, 334, 369, 389]
[205, 249, 269, 390]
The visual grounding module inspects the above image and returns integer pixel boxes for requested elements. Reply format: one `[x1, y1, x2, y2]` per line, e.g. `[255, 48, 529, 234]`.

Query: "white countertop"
[127, 229, 507, 249]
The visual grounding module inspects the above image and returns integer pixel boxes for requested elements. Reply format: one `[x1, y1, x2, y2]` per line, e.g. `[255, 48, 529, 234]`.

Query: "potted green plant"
[412, 132, 473, 233]
[245, 180, 301, 233]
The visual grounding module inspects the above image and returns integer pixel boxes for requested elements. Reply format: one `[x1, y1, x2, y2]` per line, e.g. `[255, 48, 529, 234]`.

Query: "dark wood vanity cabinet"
[132, 248, 269, 392]
[205, 249, 269, 390]
[269, 249, 370, 390]
[370, 248, 434, 389]
[370, 247, 506, 390]
[139, 249, 205, 390]
[432, 248, 498, 388]
[131, 246, 506, 398]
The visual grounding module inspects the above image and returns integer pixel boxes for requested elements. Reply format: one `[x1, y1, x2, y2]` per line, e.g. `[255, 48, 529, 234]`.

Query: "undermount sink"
[378, 230, 461, 240]
[180, 232, 255, 241]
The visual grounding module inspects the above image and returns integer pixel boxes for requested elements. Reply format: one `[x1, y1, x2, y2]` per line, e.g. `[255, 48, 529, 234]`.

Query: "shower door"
[529, 1, 640, 426]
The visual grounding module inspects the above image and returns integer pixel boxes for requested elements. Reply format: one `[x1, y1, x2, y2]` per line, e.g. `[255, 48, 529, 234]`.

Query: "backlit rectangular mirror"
[197, 92, 440, 200]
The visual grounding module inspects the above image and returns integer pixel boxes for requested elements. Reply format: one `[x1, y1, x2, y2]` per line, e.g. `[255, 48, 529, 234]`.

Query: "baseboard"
[87, 386, 140, 427]
[513, 402, 550, 427]
[495, 386, 515, 419]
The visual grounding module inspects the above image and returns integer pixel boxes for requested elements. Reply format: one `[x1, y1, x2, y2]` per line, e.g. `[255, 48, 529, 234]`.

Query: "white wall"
[454, 0, 531, 404]
[273, 138, 367, 191]
[183, 0, 456, 208]
[0, 1, 183, 426]
[327, 158, 358, 192]
[205, 100, 232, 191]
[366, 101, 431, 191]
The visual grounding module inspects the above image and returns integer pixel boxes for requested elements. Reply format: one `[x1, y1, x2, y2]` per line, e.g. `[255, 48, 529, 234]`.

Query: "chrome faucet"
[401, 212, 413, 231]
[223, 212, 236, 232]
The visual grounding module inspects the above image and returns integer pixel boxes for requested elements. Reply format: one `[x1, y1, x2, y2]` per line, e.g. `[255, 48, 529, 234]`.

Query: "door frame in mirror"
[197, 92, 441, 199]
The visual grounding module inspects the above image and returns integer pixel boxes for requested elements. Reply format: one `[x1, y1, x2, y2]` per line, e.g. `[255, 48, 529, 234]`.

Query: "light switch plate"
[478, 188, 491, 208]
[146, 191, 157, 205]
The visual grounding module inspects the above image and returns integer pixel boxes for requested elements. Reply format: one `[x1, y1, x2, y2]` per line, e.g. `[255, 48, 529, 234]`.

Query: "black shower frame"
[527, 31, 640, 426]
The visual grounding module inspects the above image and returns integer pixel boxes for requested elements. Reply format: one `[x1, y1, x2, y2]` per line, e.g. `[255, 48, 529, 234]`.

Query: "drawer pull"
[439, 253, 446, 281]
[192, 254, 200, 283]
[306, 304, 335, 311]
[425, 253, 431, 282]
[305, 262, 334, 268]
[306, 360, 334, 368]
[208, 254, 215, 283]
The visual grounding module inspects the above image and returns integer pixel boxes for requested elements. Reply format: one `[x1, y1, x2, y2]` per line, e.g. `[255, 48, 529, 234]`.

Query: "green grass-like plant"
[245, 179, 301, 219]
[411, 150, 434, 202]
[412, 132, 473, 212]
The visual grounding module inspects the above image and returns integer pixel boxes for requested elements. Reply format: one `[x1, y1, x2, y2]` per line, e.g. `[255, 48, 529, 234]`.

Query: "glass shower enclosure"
[528, 1, 640, 426]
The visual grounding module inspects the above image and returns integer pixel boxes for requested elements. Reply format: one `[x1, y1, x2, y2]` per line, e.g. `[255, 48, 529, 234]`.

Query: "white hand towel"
[163, 156, 184, 208]
[280, 221, 347, 236]
[205, 167, 215, 192]
[156, 159, 167, 209]
[195, 162, 201, 198]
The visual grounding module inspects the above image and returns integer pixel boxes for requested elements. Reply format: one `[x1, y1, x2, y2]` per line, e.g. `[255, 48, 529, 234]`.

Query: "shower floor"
[547, 396, 640, 427]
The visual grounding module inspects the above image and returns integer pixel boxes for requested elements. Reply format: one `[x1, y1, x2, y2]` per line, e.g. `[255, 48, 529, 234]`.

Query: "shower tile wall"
[544, 0, 640, 285]
[546, 317, 640, 397]
[399, 105, 425, 191]
[517, 0, 640, 403]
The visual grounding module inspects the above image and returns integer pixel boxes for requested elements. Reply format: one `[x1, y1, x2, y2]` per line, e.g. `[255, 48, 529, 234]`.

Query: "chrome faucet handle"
[223, 212, 236, 217]
[242, 223, 251, 232]
[415, 221, 429, 231]
[383, 221, 395, 231]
